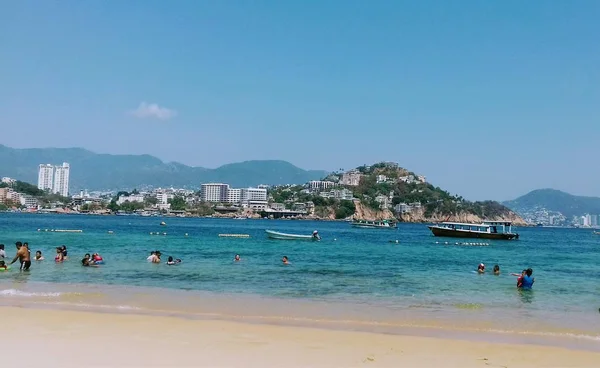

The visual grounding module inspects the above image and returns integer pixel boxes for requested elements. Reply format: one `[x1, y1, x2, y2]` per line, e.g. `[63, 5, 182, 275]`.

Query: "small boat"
[265, 230, 319, 241]
[351, 219, 397, 229]
[160, 221, 166, 226]
[593, 231, 600, 235]
[233, 216, 247, 220]
[428, 221, 519, 240]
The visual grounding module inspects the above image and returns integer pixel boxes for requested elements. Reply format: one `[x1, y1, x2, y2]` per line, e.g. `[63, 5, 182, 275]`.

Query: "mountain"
[0, 144, 328, 191]
[503, 189, 600, 219]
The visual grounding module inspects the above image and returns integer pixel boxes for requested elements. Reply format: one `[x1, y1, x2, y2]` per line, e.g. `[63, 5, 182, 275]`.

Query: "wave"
[0, 289, 63, 297]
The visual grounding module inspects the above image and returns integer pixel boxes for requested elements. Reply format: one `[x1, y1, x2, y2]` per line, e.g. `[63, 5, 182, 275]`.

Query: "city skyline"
[2, 2, 599, 200]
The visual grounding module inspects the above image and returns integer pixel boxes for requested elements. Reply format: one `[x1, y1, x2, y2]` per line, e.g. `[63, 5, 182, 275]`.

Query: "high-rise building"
[38, 164, 54, 191]
[200, 183, 229, 202]
[53, 162, 70, 197]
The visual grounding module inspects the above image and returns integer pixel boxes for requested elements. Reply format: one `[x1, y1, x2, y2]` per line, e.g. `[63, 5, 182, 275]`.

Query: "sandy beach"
[2, 307, 598, 368]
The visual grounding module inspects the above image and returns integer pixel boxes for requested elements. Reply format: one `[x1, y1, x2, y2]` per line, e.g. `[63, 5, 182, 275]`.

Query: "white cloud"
[129, 102, 176, 120]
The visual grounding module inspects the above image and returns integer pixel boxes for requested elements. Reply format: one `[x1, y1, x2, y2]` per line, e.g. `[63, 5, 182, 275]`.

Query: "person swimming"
[35, 251, 44, 261]
[477, 263, 485, 273]
[234, 254, 241, 262]
[282, 256, 290, 265]
[92, 253, 104, 263]
[166, 256, 181, 265]
[81, 253, 97, 267]
[493, 264, 500, 275]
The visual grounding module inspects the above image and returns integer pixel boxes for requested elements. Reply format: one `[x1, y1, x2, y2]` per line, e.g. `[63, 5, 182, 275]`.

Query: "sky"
[1, 1, 599, 201]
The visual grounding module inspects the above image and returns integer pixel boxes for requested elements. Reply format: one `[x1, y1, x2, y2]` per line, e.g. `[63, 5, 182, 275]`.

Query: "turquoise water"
[1, 213, 599, 346]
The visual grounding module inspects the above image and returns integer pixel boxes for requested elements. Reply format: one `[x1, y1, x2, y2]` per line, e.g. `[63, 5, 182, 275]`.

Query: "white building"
[340, 170, 362, 186]
[241, 187, 268, 210]
[226, 188, 241, 204]
[38, 164, 54, 191]
[320, 188, 353, 201]
[20, 195, 38, 209]
[117, 193, 145, 205]
[375, 195, 389, 209]
[308, 180, 335, 192]
[0, 188, 21, 205]
[53, 162, 70, 197]
[200, 183, 229, 202]
[155, 191, 173, 210]
[376, 175, 387, 183]
[1, 177, 16, 185]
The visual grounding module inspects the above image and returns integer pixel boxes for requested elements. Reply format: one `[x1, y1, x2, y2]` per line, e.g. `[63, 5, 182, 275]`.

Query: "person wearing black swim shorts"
[9, 241, 31, 271]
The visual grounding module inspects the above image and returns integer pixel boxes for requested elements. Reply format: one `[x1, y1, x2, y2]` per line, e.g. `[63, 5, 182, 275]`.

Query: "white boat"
[265, 230, 318, 241]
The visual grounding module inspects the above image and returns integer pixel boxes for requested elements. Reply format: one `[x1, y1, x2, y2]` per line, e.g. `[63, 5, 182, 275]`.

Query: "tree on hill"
[168, 196, 186, 211]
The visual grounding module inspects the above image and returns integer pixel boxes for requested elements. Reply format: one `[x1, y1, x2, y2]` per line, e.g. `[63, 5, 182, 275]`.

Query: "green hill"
[503, 189, 600, 218]
[0, 144, 327, 191]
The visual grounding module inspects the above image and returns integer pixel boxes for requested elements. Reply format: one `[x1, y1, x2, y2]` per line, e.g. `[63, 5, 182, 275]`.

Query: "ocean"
[1, 213, 599, 350]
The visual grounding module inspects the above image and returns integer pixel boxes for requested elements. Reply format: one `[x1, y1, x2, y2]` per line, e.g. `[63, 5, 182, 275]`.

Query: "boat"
[593, 231, 600, 235]
[428, 221, 519, 240]
[233, 216, 247, 220]
[265, 230, 319, 241]
[351, 219, 397, 229]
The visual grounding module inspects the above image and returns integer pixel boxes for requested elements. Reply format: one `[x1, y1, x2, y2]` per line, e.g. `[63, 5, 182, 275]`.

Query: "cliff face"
[352, 201, 395, 220]
[398, 208, 527, 226]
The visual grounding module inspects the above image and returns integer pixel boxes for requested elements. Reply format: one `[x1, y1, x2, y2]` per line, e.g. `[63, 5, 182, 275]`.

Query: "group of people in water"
[147, 250, 182, 265]
[477, 263, 535, 289]
[0, 242, 107, 269]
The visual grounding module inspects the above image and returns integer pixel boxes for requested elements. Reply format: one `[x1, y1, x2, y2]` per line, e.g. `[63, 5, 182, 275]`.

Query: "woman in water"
[34, 251, 44, 261]
[477, 263, 485, 273]
[493, 265, 500, 275]
[54, 247, 64, 262]
[92, 253, 104, 264]
[234, 254, 241, 262]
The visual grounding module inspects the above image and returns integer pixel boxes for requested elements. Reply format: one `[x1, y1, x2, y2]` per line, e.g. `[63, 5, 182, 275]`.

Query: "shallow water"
[0, 213, 599, 348]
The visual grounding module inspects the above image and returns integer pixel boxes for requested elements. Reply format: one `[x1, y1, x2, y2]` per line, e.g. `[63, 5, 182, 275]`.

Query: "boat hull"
[265, 230, 316, 241]
[351, 224, 397, 229]
[428, 226, 518, 240]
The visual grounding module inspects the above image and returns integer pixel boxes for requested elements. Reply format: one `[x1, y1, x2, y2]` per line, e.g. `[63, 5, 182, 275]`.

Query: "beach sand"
[3, 307, 599, 367]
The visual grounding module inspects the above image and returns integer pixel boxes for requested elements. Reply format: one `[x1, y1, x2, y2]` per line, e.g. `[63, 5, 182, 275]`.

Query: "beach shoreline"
[3, 306, 599, 367]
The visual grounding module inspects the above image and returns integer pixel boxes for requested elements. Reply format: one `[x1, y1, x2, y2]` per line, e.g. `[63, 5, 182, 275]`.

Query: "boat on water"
[351, 219, 397, 229]
[265, 230, 320, 241]
[593, 231, 600, 235]
[428, 221, 519, 240]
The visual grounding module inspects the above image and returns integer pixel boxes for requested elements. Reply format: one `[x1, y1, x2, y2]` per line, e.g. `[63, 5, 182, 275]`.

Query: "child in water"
[166, 256, 181, 265]
[0, 260, 7, 270]
[35, 251, 44, 261]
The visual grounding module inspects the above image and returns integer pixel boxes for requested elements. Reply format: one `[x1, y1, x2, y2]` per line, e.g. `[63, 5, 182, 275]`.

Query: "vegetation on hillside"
[268, 162, 516, 220]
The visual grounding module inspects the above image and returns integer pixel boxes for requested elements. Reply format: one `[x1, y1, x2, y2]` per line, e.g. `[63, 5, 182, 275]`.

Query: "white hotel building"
[200, 183, 267, 210]
[37, 162, 70, 196]
[38, 164, 54, 191]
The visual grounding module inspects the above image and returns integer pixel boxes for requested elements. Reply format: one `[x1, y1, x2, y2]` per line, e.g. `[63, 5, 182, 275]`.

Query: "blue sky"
[1, 1, 599, 200]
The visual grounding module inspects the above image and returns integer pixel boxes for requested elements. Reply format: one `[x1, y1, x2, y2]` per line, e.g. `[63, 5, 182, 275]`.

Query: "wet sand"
[3, 307, 599, 367]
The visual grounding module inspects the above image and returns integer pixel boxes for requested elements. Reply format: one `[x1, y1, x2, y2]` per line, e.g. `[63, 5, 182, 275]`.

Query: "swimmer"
[34, 251, 44, 261]
[511, 269, 527, 288]
[9, 241, 31, 271]
[282, 256, 290, 265]
[234, 254, 241, 262]
[166, 256, 182, 265]
[61, 245, 68, 260]
[81, 253, 97, 267]
[54, 247, 64, 262]
[147, 251, 156, 262]
[493, 264, 500, 275]
[92, 253, 103, 263]
[153, 251, 162, 263]
[477, 263, 485, 273]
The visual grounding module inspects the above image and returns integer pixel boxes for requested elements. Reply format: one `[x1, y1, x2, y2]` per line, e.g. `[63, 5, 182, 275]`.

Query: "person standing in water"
[234, 254, 241, 262]
[282, 256, 290, 265]
[9, 241, 31, 271]
[477, 263, 485, 273]
[493, 265, 500, 275]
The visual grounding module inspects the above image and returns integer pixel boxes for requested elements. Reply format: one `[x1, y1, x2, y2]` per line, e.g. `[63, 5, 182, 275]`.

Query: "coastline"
[4, 306, 600, 367]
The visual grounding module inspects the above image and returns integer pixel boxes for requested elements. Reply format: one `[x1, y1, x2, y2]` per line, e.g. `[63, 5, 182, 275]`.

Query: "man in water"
[9, 241, 31, 271]
[0, 244, 5, 261]
[282, 256, 290, 265]
[520, 268, 535, 289]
